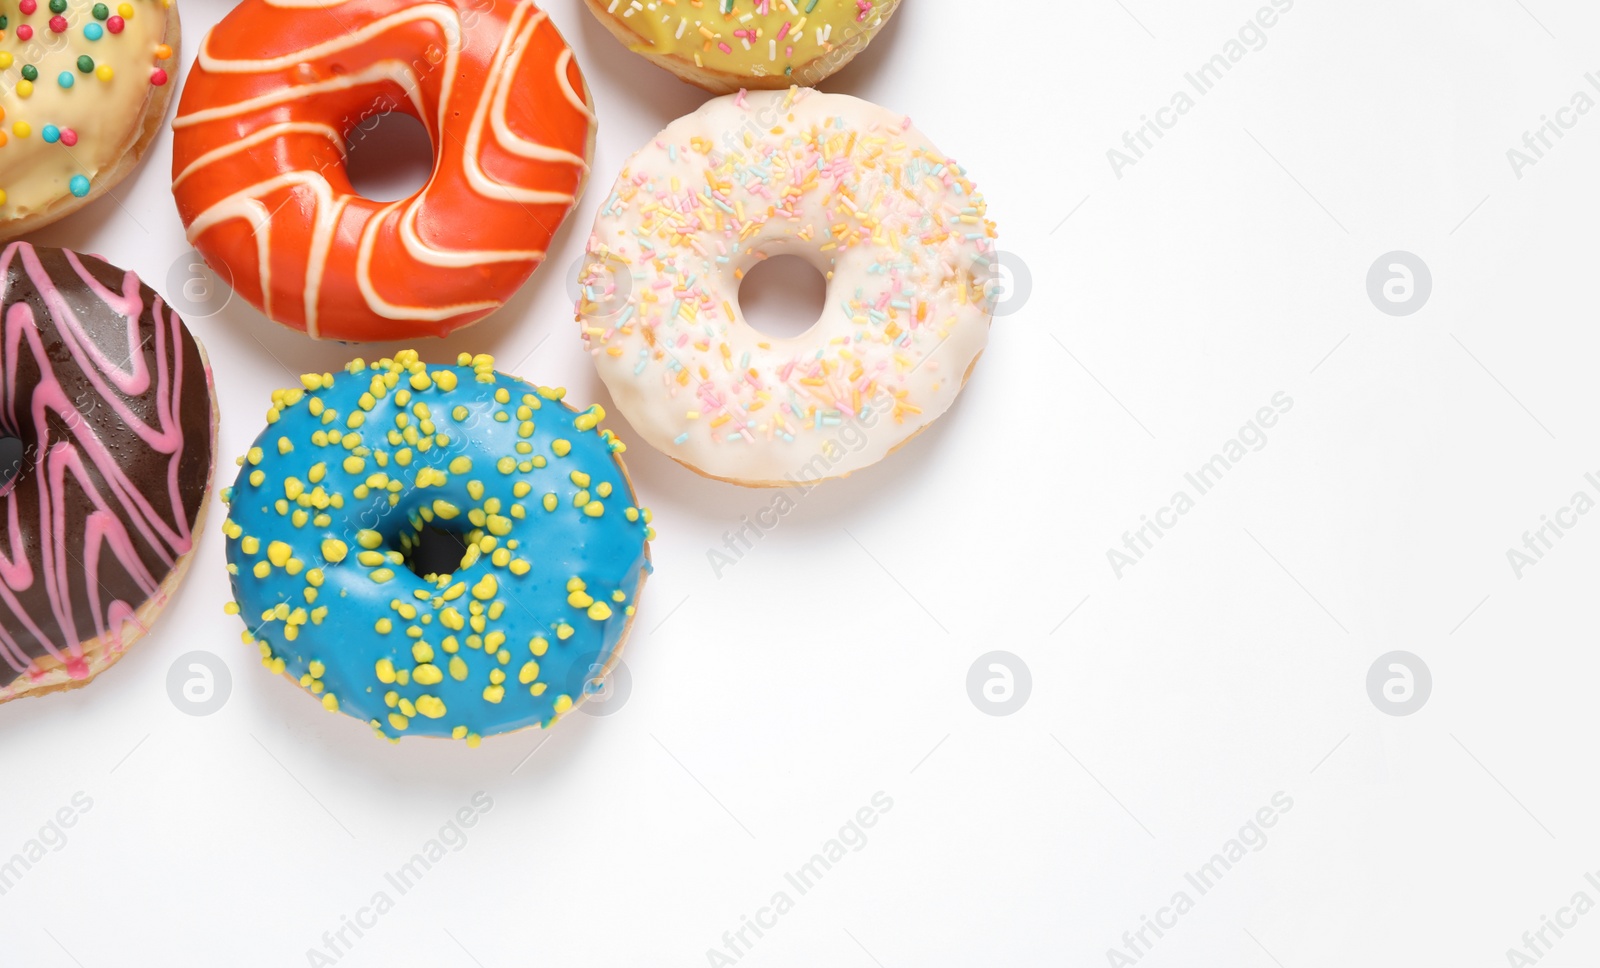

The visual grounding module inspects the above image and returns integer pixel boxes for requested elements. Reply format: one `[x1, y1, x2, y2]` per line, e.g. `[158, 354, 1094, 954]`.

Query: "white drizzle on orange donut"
[171, 0, 594, 341]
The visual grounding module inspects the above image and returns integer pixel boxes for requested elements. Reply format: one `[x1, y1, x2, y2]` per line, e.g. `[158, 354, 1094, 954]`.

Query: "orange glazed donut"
[169, 0, 595, 342]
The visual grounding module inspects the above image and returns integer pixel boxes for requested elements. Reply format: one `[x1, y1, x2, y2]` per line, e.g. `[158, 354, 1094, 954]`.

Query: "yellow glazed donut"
[576, 88, 999, 488]
[583, 0, 899, 94]
[0, 0, 179, 238]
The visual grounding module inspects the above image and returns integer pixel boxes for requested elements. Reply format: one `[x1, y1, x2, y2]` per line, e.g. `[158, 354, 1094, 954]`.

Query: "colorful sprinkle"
[577, 88, 998, 483]
[598, 0, 893, 83]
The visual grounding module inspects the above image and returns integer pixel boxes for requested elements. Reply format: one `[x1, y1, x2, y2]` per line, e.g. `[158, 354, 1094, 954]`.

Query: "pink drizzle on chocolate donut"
[0, 243, 214, 689]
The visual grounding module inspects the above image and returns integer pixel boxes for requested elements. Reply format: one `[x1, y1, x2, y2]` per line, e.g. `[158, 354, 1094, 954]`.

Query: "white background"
[3, 0, 1598, 965]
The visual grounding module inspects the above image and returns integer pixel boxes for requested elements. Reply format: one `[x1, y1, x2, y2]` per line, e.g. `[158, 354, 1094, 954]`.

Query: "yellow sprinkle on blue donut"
[219, 351, 654, 742]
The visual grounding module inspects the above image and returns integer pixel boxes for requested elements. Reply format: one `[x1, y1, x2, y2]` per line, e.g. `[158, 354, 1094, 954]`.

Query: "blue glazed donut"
[219, 351, 654, 744]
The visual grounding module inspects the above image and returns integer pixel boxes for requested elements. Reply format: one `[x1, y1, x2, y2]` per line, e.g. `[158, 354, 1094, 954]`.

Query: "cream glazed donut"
[0, 0, 180, 238]
[576, 87, 999, 487]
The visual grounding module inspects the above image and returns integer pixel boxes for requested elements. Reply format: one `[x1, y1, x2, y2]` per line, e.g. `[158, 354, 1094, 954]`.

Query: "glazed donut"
[0, 242, 217, 703]
[577, 87, 998, 487]
[170, 0, 595, 342]
[0, 0, 180, 239]
[219, 351, 654, 744]
[584, 0, 899, 94]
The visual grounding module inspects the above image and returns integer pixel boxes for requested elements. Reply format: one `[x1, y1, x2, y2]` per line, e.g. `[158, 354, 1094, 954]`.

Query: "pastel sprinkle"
[575, 88, 998, 480]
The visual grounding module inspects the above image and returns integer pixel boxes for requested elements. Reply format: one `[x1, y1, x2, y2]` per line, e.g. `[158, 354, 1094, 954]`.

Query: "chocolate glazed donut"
[0, 243, 217, 703]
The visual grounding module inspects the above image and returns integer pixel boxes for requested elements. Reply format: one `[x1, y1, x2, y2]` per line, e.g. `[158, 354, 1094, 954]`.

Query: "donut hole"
[344, 110, 435, 202]
[404, 523, 472, 581]
[738, 255, 827, 340]
[0, 435, 23, 496]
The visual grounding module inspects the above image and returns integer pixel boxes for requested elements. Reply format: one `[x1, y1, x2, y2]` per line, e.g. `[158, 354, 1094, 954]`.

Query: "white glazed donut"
[576, 87, 998, 488]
